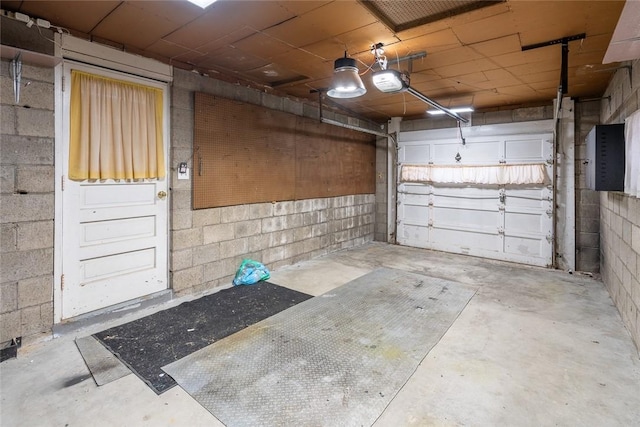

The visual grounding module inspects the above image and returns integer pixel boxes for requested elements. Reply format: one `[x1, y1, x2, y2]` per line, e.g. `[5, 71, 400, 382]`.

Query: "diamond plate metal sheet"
[163, 268, 476, 427]
[75, 336, 131, 386]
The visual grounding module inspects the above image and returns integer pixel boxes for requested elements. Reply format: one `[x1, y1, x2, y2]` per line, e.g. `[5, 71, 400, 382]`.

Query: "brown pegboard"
[193, 93, 375, 209]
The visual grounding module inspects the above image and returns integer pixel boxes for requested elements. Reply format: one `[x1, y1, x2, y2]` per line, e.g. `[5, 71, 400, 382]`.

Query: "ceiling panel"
[14, 0, 120, 33]
[263, 15, 332, 48]
[3, 0, 627, 122]
[232, 33, 295, 60]
[92, 2, 187, 50]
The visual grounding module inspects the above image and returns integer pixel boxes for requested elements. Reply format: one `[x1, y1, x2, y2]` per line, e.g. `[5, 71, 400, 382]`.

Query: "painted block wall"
[169, 68, 377, 296]
[575, 100, 601, 272]
[599, 58, 640, 353]
[0, 59, 55, 345]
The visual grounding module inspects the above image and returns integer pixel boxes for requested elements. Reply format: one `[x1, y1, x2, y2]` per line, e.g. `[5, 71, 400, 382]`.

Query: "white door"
[59, 62, 169, 319]
[397, 121, 554, 267]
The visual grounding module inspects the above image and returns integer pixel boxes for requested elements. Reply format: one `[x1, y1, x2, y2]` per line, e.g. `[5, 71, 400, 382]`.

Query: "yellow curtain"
[69, 70, 165, 180]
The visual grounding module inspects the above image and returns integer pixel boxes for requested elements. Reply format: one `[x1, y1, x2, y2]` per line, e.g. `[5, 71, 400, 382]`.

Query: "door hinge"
[61, 76, 65, 92]
[61, 274, 65, 291]
[61, 175, 65, 191]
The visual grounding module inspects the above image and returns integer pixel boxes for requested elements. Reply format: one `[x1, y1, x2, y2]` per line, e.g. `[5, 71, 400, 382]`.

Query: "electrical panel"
[586, 124, 625, 191]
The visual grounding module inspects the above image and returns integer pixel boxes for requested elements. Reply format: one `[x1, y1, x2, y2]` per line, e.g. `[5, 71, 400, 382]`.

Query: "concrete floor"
[1, 242, 639, 426]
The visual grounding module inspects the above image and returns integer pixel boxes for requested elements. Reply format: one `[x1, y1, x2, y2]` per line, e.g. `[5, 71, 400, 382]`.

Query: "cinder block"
[249, 203, 273, 219]
[248, 234, 270, 252]
[284, 241, 306, 259]
[170, 188, 191, 212]
[19, 81, 54, 110]
[171, 249, 193, 271]
[303, 212, 320, 226]
[0, 249, 52, 282]
[1, 166, 15, 194]
[17, 220, 53, 250]
[193, 209, 221, 227]
[312, 223, 328, 237]
[1, 135, 53, 165]
[171, 87, 193, 110]
[513, 106, 545, 121]
[262, 246, 285, 264]
[269, 229, 294, 246]
[273, 201, 294, 216]
[16, 108, 53, 138]
[203, 223, 235, 244]
[313, 199, 328, 210]
[171, 265, 203, 293]
[14, 166, 53, 194]
[1, 224, 17, 252]
[484, 110, 514, 125]
[17, 275, 51, 308]
[193, 243, 221, 266]
[283, 98, 303, 116]
[21, 63, 54, 82]
[294, 226, 312, 241]
[284, 213, 303, 229]
[172, 228, 202, 250]
[576, 231, 599, 248]
[0, 282, 17, 314]
[202, 260, 231, 283]
[220, 238, 249, 257]
[171, 107, 194, 131]
[1, 105, 15, 134]
[221, 205, 251, 223]
[294, 199, 313, 213]
[234, 220, 261, 238]
[171, 210, 193, 230]
[0, 310, 20, 343]
[576, 248, 599, 273]
[303, 237, 321, 253]
[20, 304, 46, 335]
[262, 216, 285, 233]
[632, 224, 640, 254]
[171, 125, 193, 149]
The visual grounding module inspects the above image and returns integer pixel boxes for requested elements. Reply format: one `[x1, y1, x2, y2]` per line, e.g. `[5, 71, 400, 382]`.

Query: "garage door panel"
[505, 138, 548, 160]
[504, 211, 545, 234]
[402, 145, 430, 163]
[397, 120, 554, 267]
[399, 183, 431, 195]
[432, 194, 499, 211]
[504, 235, 546, 258]
[431, 228, 499, 253]
[401, 204, 430, 226]
[401, 225, 430, 248]
[433, 206, 497, 232]
[433, 141, 500, 164]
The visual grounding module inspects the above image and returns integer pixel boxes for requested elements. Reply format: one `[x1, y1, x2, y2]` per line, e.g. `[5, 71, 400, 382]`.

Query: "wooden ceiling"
[2, 0, 627, 121]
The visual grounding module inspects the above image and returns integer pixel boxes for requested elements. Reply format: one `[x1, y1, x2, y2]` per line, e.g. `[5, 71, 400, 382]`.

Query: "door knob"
[157, 190, 167, 200]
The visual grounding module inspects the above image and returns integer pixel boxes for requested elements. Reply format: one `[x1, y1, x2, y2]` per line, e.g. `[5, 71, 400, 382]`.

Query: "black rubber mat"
[94, 282, 312, 394]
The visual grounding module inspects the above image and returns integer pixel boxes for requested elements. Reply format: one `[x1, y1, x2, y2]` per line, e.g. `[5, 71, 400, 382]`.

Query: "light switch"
[178, 167, 190, 180]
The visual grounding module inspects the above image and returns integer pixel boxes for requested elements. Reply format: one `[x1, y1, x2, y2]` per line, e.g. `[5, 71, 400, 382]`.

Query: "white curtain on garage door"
[396, 120, 554, 267]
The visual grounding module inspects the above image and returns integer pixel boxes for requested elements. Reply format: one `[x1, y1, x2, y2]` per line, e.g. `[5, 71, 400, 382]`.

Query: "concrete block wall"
[0, 59, 55, 345]
[170, 196, 374, 295]
[575, 100, 601, 272]
[599, 58, 640, 353]
[170, 68, 376, 296]
[399, 105, 554, 132]
[374, 135, 388, 241]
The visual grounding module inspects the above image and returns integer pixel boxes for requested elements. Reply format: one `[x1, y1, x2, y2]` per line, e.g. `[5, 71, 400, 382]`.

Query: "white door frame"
[53, 36, 173, 323]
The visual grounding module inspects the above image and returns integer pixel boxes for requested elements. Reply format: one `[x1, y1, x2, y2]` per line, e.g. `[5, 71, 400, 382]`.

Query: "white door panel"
[397, 121, 554, 267]
[59, 62, 169, 319]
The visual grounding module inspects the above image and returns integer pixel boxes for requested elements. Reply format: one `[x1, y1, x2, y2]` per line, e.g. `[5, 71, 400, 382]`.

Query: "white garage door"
[397, 120, 554, 267]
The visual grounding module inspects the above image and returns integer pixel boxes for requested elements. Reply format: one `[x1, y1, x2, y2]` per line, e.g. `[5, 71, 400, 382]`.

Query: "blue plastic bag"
[232, 259, 270, 286]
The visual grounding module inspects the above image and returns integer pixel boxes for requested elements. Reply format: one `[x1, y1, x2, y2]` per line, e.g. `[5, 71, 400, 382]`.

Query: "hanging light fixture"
[327, 52, 367, 99]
